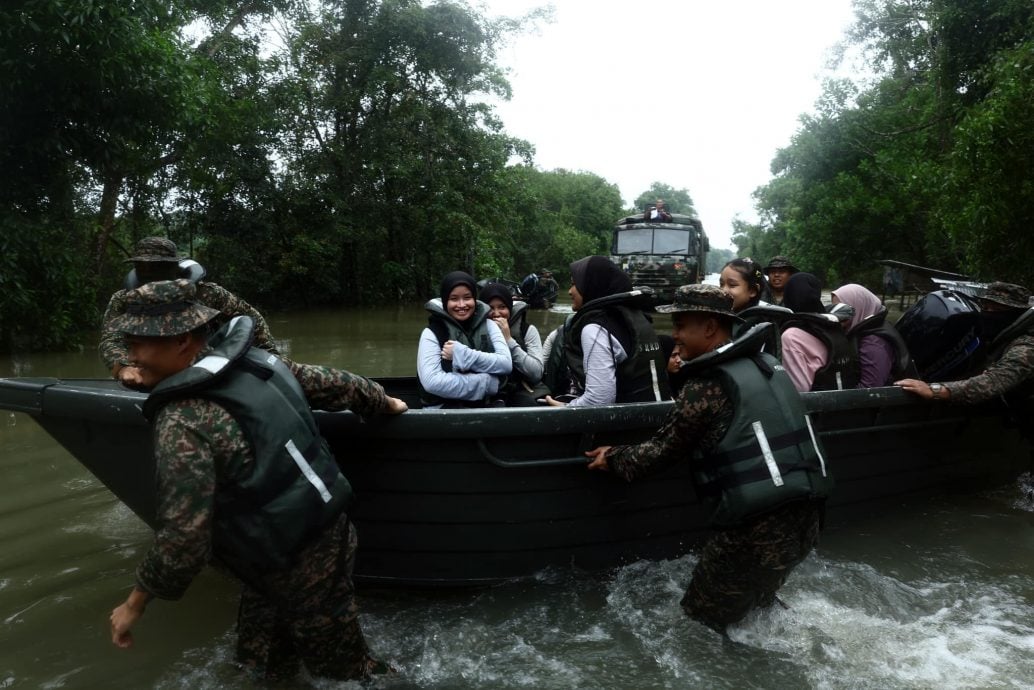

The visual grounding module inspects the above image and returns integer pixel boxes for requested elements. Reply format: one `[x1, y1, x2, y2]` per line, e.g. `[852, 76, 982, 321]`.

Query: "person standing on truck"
[644, 198, 673, 222]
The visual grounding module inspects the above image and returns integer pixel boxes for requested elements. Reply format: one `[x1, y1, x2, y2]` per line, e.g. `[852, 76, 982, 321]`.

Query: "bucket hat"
[109, 279, 221, 337]
[655, 284, 742, 321]
[124, 237, 182, 263]
[980, 282, 1031, 310]
[763, 256, 798, 274]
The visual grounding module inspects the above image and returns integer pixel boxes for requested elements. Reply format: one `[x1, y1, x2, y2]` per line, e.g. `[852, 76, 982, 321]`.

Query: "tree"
[633, 183, 697, 216]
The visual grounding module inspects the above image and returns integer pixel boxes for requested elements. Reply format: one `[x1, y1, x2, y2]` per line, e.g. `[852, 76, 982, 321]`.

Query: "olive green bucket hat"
[109, 279, 221, 337]
[763, 256, 798, 274]
[980, 282, 1031, 310]
[124, 237, 182, 263]
[655, 284, 743, 321]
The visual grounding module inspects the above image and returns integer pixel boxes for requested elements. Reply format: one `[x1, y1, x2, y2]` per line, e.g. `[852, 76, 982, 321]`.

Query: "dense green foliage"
[0, 0, 630, 351]
[736, 0, 1034, 289]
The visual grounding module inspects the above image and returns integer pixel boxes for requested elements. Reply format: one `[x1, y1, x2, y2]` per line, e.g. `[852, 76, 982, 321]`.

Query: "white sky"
[483, 0, 858, 250]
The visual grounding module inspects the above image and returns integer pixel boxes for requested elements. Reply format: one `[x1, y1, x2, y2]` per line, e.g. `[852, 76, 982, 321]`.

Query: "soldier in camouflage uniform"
[585, 284, 831, 633]
[100, 237, 280, 387]
[896, 282, 1034, 405]
[107, 279, 408, 681]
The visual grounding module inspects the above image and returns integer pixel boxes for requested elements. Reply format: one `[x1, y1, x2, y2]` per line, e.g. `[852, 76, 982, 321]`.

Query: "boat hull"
[1, 377, 1029, 586]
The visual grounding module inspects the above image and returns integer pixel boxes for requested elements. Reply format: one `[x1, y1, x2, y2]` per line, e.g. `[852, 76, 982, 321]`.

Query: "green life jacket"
[542, 313, 576, 396]
[564, 290, 670, 403]
[419, 298, 497, 407]
[782, 312, 860, 391]
[985, 307, 1034, 364]
[848, 307, 918, 380]
[143, 316, 352, 578]
[497, 300, 535, 396]
[685, 323, 834, 526]
[736, 303, 794, 359]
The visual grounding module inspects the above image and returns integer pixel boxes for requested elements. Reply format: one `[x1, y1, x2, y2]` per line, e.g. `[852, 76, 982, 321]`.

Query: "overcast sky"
[483, 0, 859, 250]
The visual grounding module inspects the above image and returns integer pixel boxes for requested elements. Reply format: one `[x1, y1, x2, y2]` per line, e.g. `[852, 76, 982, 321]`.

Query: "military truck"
[610, 212, 709, 302]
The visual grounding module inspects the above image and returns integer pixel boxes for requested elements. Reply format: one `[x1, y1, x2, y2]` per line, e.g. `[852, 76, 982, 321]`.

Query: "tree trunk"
[94, 171, 123, 275]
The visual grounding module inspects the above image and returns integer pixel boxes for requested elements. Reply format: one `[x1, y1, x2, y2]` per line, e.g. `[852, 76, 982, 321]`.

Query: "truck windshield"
[615, 227, 693, 255]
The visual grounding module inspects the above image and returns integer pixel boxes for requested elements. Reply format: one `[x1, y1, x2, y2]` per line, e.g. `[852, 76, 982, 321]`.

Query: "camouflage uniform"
[948, 335, 1034, 404]
[99, 237, 279, 371]
[606, 284, 823, 633]
[944, 283, 1034, 405]
[116, 280, 389, 681]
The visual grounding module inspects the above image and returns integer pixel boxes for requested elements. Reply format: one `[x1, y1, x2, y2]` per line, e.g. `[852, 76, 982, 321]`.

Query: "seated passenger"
[763, 256, 799, 306]
[545, 256, 669, 406]
[719, 257, 767, 312]
[657, 334, 692, 398]
[417, 271, 512, 408]
[780, 272, 860, 392]
[720, 257, 791, 357]
[480, 282, 545, 406]
[831, 283, 916, 387]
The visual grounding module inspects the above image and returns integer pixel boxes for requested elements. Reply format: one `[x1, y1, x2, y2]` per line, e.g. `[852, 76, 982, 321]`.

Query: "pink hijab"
[831, 284, 884, 332]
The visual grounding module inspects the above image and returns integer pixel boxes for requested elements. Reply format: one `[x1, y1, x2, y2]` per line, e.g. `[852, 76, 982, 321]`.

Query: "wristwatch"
[930, 383, 944, 400]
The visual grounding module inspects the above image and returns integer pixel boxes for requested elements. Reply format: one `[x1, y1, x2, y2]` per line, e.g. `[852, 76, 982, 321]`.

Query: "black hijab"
[570, 256, 632, 304]
[478, 282, 514, 312]
[439, 271, 478, 306]
[783, 272, 825, 314]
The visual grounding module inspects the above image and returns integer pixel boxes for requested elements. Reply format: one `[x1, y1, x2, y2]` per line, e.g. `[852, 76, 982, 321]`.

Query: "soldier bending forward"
[107, 279, 408, 681]
[586, 284, 832, 633]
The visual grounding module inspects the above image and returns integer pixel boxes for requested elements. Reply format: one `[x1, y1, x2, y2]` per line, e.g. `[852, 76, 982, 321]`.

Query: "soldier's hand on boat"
[383, 396, 409, 415]
[585, 446, 612, 471]
[894, 378, 935, 400]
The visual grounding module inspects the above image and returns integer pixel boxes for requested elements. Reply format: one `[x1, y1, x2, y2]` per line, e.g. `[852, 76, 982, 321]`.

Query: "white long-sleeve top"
[567, 323, 627, 407]
[416, 319, 512, 407]
[508, 323, 544, 385]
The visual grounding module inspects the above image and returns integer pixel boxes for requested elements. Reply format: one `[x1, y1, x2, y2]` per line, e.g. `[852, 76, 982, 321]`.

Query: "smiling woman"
[416, 271, 513, 408]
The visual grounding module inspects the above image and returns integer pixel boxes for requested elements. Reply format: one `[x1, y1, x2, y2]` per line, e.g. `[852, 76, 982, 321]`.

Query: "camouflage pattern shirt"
[948, 334, 1034, 405]
[135, 357, 388, 600]
[606, 374, 734, 481]
[99, 281, 279, 370]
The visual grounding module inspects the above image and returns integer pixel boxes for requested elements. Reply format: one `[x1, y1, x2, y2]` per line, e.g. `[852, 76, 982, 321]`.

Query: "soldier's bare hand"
[894, 378, 932, 399]
[585, 446, 612, 471]
[110, 601, 143, 649]
[383, 396, 408, 415]
[118, 366, 145, 388]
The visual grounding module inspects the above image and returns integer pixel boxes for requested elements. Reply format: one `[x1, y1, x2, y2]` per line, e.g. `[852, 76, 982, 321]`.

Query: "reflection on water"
[1, 305, 1033, 688]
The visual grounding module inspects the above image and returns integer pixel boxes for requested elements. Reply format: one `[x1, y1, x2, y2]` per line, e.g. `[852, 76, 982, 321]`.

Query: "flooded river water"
[2, 305, 1033, 689]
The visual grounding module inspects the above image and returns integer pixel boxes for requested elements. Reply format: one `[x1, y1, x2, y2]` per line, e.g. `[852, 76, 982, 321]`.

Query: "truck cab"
[610, 212, 709, 301]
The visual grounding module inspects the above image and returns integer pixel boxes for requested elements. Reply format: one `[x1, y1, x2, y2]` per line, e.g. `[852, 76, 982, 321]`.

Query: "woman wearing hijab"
[417, 271, 512, 408]
[657, 334, 692, 398]
[545, 256, 669, 407]
[779, 272, 860, 392]
[832, 283, 915, 387]
[479, 282, 544, 406]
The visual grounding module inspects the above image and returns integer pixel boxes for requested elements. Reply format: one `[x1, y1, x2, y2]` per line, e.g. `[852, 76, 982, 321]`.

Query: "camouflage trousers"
[234, 513, 379, 681]
[681, 499, 823, 633]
